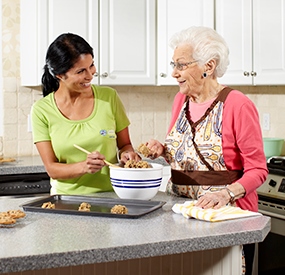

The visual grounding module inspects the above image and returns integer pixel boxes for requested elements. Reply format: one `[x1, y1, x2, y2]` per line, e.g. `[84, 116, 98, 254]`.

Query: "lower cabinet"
[6, 246, 243, 275]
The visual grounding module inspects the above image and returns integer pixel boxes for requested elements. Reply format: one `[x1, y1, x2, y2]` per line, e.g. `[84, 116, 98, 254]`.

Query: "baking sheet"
[21, 195, 166, 219]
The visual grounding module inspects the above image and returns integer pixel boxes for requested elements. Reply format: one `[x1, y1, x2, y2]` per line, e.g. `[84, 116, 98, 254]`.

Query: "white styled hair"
[169, 26, 229, 78]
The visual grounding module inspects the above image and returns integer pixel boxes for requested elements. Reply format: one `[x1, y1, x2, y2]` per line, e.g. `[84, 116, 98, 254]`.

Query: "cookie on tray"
[41, 202, 55, 209]
[111, 204, 128, 214]
[78, 202, 91, 212]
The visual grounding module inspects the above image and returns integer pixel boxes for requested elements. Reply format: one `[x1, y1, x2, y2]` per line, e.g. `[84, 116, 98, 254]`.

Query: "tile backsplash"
[2, 0, 285, 157]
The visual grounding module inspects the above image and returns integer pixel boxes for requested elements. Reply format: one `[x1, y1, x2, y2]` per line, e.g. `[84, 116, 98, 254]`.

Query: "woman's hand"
[116, 127, 141, 164]
[195, 189, 231, 209]
[145, 139, 165, 159]
[120, 151, 141, 164]
[85, 151, 107, 174]
[195, 183, 245, 209]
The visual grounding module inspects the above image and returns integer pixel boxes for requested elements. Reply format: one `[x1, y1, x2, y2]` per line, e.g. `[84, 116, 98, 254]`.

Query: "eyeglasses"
[170, 60, 198, 71]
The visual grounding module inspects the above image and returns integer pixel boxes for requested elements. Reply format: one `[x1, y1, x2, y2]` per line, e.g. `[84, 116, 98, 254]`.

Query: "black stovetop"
[267, 157, 285, 176]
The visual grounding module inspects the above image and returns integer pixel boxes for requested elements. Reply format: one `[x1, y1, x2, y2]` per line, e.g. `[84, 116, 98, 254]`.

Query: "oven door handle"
[258, 209, 285, 220]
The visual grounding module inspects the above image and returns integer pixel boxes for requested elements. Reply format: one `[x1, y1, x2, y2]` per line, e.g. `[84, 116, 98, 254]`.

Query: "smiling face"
[57, 54, 96, 93]
[171, 44, 205, 97]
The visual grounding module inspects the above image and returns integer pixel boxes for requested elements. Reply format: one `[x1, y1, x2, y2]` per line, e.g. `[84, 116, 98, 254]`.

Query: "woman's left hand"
[120, 151, 141, 164]
[195, 189, 230, 209]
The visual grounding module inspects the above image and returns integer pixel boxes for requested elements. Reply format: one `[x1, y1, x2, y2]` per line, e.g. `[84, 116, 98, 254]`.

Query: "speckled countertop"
[0, 156, 170, 175]
[0, 192, 270, 274]
[0, 156, 46, 175]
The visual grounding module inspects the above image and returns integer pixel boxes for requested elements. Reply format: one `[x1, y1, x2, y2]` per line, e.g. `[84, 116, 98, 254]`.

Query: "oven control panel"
[0, 173, 51, 195]
[257, 173, 285, 199]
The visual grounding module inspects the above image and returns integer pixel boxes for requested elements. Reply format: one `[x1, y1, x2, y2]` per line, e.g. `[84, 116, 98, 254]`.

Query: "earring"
[202, 72, 207, 78]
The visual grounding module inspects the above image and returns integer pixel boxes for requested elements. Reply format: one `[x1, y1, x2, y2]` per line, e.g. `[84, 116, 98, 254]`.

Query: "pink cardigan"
[167, 90, 268, 212]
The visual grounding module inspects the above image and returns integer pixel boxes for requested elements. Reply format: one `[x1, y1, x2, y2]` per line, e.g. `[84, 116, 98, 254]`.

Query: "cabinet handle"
[160, 73, 167, 78]
[94, 72, 99, 77]
[100, 72, 109, 78]
[251, 71, 257, 77]
[243, 71, 250, 77]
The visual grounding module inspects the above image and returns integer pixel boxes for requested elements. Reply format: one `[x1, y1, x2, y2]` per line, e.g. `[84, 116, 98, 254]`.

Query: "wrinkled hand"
[195, 189, 230, 209]
[145, 139, 164, 159]
[85, 151, 106, 174]
[120, 151, 141, 164]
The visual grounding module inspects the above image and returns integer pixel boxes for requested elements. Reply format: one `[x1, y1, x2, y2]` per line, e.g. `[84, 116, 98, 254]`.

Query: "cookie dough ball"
[124, 160, 151, 168]
[78, 202, 91, 212]
[41, 202, 55, 209]
[111, 205, 128, 214]
[137, 143, 152, 157]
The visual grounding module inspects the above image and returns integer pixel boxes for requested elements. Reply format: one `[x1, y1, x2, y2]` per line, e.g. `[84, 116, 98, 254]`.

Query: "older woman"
[145, 26, 268, 275]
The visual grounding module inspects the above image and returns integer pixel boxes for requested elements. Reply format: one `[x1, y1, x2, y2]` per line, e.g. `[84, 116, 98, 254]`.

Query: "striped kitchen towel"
[172, 200, 262, 222]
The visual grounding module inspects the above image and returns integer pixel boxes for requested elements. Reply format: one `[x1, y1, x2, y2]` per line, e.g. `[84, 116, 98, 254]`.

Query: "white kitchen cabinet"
[20, 0, 98, 86]
[98, 0, 155, 85]
[157, 0, 214, 85]
[20, 0, 155, 86]
[216, 0, 285, 85]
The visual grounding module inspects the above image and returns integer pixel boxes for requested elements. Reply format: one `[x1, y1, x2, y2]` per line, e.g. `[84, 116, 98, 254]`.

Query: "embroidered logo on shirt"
[100, 129, 107, 136]
[108, 130, 116, 139]
[99, 129, 116, 139]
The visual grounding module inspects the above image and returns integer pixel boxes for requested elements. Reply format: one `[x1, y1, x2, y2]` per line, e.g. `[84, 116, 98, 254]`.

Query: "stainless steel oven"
[256, 157, 285, 275]
[0, 172, 51, 196]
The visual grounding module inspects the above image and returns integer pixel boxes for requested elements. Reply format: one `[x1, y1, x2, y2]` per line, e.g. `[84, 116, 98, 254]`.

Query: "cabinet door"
[21, 0, 47, 86]
[20, 0, 98, 86]
[157, 0, 214, 85]
[253, 0, 285, 85]
[215, 0, 252, 85]
[99, 0, 156, 85]
[216, 0, 285, 86]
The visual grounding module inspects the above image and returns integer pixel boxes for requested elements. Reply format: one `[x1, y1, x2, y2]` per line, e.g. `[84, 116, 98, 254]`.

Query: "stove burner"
[268, 157, 285, 166]
[267, 157, 285, 176]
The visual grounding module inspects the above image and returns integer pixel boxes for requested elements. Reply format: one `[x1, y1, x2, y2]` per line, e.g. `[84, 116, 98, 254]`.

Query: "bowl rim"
[263, 137, 284, 142]
[109, 163, 164, 171]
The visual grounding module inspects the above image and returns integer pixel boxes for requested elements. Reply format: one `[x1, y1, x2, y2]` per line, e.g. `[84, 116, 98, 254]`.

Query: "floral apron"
[165, 87, 246, 274]
[165, 87, 243, 198]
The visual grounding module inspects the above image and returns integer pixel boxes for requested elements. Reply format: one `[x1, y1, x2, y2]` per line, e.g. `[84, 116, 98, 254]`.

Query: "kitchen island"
[0, 192, 270, 275]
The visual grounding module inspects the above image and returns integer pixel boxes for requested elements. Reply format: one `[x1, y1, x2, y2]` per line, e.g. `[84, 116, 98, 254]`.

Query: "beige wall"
[1, 0, 285, 157]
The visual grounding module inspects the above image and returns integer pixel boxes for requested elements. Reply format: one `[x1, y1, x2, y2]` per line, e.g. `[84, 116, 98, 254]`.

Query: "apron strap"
[186, 87, 233, 170]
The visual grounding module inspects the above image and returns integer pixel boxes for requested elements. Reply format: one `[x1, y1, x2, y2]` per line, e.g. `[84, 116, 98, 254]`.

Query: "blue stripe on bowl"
[112, 184, 160, 189]
[110, 177, 162, 184]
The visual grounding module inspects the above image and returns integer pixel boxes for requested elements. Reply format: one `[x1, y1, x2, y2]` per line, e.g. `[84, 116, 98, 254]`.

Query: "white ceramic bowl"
[109, 163, 163, 200]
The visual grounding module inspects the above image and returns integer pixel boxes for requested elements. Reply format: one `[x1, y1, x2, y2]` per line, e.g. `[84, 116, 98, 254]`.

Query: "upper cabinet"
[20, 0, 98, 86]
[157, 0, 214, 85]
[98, 0, 155, 85]
[20, 0, 156, 86]
[21, 0, 285, 87]
[216, 0, 285, 85]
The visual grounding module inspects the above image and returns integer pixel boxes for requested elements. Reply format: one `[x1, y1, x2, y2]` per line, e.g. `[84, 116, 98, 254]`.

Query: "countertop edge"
[0, 216, 270, 273]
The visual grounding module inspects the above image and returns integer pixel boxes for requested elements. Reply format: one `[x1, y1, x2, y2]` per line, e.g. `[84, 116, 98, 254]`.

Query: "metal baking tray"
[21, 195, 166, 219]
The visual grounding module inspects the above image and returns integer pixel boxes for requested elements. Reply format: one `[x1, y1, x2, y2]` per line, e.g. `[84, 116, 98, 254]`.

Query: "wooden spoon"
[73, 144, 120, 168]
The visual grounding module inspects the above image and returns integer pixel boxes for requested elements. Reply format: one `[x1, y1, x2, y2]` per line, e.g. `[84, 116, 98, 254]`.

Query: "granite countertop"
[0, 192, 271, 274]
[0, 156, 46, 175]
[0, 156, 170, 175]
